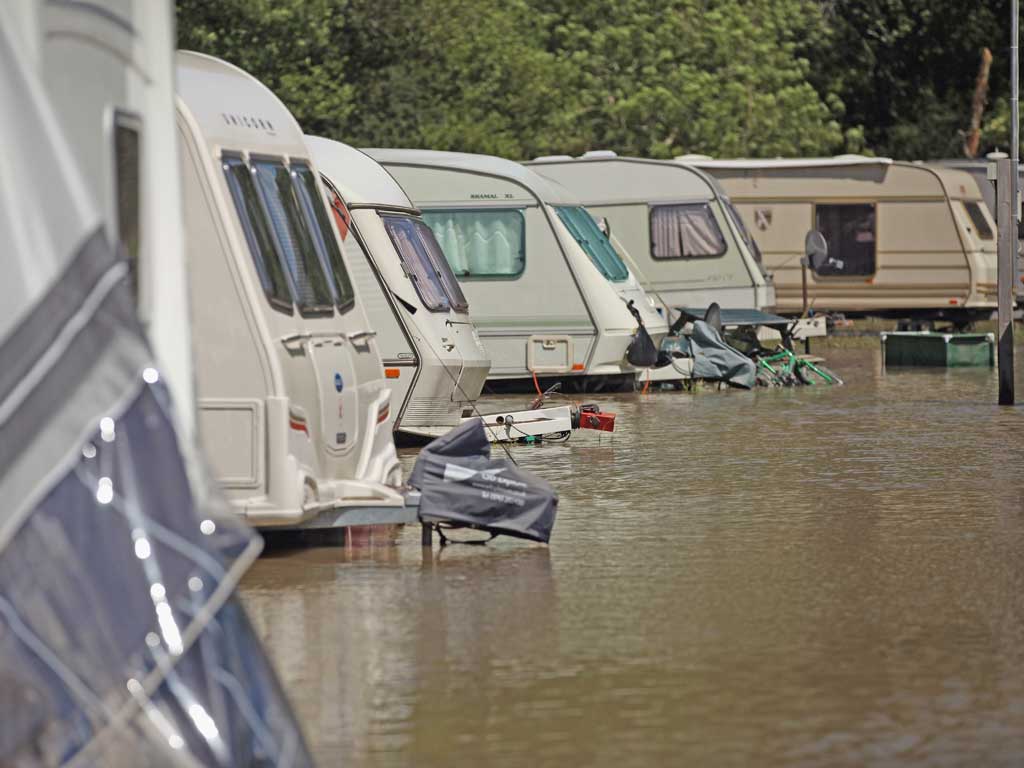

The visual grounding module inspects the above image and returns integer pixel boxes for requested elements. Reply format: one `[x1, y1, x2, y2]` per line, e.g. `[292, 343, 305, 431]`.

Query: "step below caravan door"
[527, 335, 574, 374]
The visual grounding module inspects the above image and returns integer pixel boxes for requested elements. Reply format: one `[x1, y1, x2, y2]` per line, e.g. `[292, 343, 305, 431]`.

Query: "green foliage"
[174, 0, 1014, 161]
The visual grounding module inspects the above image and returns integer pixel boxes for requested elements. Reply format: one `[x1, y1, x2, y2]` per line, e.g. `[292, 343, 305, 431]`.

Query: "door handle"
[348, 330, 378, 343]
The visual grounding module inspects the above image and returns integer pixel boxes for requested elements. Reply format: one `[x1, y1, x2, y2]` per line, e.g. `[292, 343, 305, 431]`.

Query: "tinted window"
[251, 158, 334, 315]
[220, 156, 292, 313]
[113, 115, 140, 297]
[724, 200, 763, 264]
[422, 209, 525, 278]
[383, 215, 451, 311]
[963, 201, 994, 240]
[222, 155, 294, 312]
[292, 163, 356, 310]
[412, 218, 469, 312]
[814, 204, 876, 276]
[650, 203, 727, 259]
[555, 206, 630, 281]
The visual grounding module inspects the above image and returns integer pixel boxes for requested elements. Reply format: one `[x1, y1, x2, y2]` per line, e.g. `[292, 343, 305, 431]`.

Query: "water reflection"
[242, 346, 1024, 766]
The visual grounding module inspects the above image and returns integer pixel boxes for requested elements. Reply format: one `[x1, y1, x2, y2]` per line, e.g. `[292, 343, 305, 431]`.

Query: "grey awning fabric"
[689, 320, 757, 388]
[677, 307, 792, 327]
[0, 16, 313, 764]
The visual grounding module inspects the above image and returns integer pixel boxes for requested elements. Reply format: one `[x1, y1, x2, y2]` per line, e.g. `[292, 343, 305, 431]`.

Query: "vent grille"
[402, 396, 461, 427]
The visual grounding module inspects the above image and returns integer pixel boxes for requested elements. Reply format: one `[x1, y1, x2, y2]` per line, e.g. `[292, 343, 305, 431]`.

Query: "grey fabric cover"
[0, 16, 312, 765]
[689, 320, 757, 388]
[409, 420, 559, 543]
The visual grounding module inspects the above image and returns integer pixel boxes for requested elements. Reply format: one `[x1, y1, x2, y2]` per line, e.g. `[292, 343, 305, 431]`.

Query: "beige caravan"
[176, 52, 405, 527]
[689, 157, 998, 323]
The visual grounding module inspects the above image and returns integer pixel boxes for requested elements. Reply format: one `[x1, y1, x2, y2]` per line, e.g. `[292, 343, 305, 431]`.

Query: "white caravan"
[367, 149, 667, 390]
[305, 136, 492, 437]
[527, 152, 776, 315]
[176, 52, 406, 527]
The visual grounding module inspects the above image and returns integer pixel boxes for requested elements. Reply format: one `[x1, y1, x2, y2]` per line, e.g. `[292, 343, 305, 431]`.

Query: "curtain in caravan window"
[222, 155, 294, 312]
[251, 159, 334, 314]
[382, 215, 451, 311]
[421, 209, 525, 278]
[291, 163, 356, 310]
[650, 203, 727, 259]
[554, 205, 629, 281]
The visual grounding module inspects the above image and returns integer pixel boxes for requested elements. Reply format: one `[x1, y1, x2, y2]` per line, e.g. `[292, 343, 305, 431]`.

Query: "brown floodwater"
[241, 346, 1024, 766]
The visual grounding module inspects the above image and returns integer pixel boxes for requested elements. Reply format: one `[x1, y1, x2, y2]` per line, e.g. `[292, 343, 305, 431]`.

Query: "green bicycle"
[751, 345, 843, 387]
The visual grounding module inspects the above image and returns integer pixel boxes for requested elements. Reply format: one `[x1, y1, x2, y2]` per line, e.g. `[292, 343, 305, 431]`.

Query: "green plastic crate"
[881, 332, 995, 367]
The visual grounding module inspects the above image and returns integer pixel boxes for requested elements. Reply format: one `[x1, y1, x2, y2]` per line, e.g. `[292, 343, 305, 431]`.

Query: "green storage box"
[881, 331, 995, 367]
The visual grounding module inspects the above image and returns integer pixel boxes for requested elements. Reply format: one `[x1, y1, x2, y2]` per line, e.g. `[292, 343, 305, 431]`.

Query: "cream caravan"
[527, 153, 775, 315]
[690, 157, 998, 324]
[367, 149, 666, 390]
[176, 52, 404, 527]
[305, 136, 492, 438]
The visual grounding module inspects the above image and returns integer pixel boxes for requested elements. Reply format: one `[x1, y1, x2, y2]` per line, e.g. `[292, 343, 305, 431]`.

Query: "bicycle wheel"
[795, 363, 844, 386]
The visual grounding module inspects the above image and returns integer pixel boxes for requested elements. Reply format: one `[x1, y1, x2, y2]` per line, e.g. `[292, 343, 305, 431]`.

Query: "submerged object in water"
[409, 421, 559, 543]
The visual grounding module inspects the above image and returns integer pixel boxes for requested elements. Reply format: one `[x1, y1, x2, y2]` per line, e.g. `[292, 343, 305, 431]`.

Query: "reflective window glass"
[251, 158, 334, 315]
[554, 205, 629, 281]
[292, 163, 355, 310]
[221, 154, 294, 312]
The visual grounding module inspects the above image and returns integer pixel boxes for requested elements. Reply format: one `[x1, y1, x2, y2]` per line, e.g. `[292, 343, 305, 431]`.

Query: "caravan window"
[113, 113, 141, 299]
[222, 154, 294, 313]
[649, 203, 727, 259]
[251, 158, 335, 315]
[724, 200, 763, 264]
[383, 215, 453, 311]
[962, 201, 994, 240]
[554, 206, 629, 282]
[414, 218, 470, 311]
[291, 162, 356, 311]
[421, 209, 526, 278]
[814, 204, 876, 276]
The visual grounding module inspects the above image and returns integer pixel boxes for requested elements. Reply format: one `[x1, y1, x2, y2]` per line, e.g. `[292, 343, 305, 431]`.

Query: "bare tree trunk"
[965, 47, 993, 158]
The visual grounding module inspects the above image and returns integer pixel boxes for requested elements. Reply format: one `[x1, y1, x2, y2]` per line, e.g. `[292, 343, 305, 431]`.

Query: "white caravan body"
[528, 154, 775, 315]
[176, 52, 403, 527]
[5, 0, 194, 432]
[306, 137, 491, 436]
[690, 157, 998, 319]
[367, 149, 665, 385]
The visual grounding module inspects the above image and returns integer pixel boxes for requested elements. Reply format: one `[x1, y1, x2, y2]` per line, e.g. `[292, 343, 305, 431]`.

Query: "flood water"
[241, 346, 1024, 766]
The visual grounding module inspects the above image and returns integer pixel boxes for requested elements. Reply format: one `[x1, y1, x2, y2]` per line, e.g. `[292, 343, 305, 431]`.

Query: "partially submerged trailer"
[305, 136, 490, 437]
[308, 136, 599, 441]
[367, 149, 667, 390]
[0, 3, 312, 762]
[527, 152, 776, 313]
[689, 156, 998, 323]
[176, 52, 408, 528]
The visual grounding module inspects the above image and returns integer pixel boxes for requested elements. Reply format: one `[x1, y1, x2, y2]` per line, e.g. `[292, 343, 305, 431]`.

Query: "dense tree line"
[176, 0, 1015, 160]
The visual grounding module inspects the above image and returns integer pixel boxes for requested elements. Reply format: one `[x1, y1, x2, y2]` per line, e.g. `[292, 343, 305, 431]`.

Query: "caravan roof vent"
[532, 154, 574, 162]
[675, 154, 713, 162]
[579, 150, 618, 159]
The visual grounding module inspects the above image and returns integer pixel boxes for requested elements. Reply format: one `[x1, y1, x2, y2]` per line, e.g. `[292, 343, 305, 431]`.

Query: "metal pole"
[999, 2, 1019, 405]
